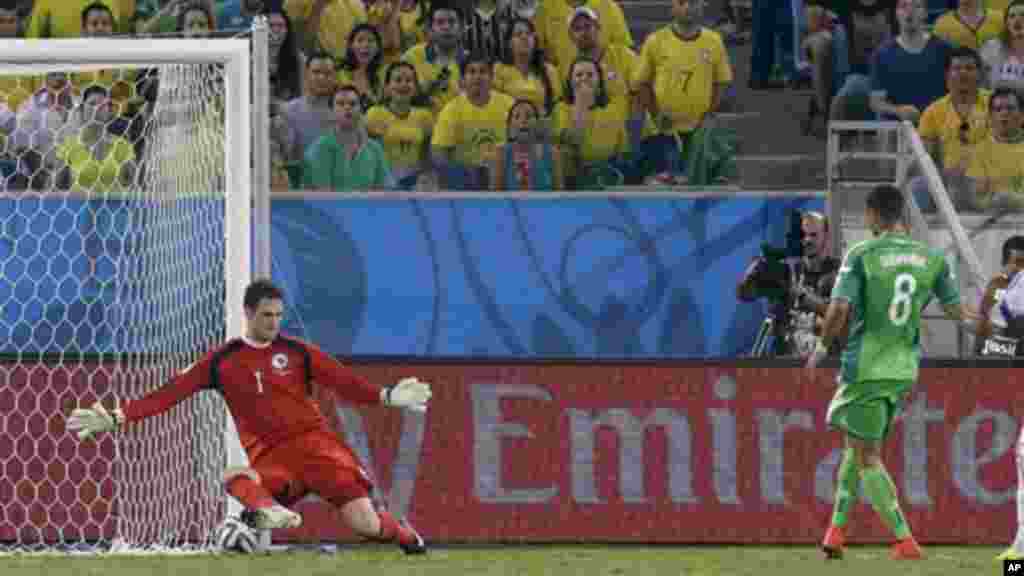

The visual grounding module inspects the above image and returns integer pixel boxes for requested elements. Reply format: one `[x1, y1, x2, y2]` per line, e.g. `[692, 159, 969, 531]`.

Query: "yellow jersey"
[402, 43, 465, 115]
[933, 10, 1004, 50]
[558, 43, 638, 118]
[553, 100, 627, 166]
[27, 0, 134, 38]
[917, 91, 990, 170]
[336, 66, 387, 109]
[493, 62, 561, 115]
[536, 0, 632, 69]
[966, 135, 1024, 208]
[366, 104, 433, 176]
[285, 0, 367, 60]
[633, 26, 733, 133]
[57, 135, 136, 194]
[0, 76, 40, 116]
[432, 91, 515, 167]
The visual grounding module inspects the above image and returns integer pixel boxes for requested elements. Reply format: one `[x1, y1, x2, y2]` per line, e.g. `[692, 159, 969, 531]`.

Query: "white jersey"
[1000, 271, 1024, 323]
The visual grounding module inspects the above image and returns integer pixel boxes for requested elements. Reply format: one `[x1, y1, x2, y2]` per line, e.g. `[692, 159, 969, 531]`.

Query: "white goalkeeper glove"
[381, 377, 432, 413]
[67, 402, 125, 440]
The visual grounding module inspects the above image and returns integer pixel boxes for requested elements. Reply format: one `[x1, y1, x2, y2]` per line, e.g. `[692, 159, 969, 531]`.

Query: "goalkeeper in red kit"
[66, 279, 431, 554]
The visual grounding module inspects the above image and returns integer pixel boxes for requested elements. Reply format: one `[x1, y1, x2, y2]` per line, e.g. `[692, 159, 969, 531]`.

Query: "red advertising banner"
[292, 364, 1021, 544]
[1, 363, 1020, 544]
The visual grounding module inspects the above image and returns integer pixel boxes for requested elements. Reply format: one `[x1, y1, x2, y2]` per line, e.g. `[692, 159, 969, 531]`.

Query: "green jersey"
[831, 231, 960, 384]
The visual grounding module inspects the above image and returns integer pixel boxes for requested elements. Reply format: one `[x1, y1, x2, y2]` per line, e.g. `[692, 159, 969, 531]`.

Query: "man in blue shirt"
[869, 0, 952, 122]
[218, 0, 272, 30]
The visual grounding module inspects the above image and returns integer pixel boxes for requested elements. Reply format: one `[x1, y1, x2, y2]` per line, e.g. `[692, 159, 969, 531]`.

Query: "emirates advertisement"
[1, 363, 1019, 544]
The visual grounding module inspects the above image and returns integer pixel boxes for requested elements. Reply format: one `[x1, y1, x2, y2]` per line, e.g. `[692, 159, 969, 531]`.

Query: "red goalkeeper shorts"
[249, 429, 373, 507]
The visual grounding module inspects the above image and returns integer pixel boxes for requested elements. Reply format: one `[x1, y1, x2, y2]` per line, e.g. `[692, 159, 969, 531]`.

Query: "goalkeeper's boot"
[249, 504, 302, 530]
[890, 537, 923, 560]
[398, 518, 427, 555]
[821, 525, 845, 560]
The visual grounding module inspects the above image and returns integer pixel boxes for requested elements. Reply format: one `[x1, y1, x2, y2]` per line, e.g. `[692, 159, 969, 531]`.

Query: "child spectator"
[492, 99, 563, 190]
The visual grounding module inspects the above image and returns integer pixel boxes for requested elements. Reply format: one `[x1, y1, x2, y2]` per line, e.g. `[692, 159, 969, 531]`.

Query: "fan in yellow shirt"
[918, 62, 990, 171]
[74, 3, 136, 115]
[553, 58, 628, 187]
[494, 17, 561, 116]
[26, 0, 133, 38]
[431, 56, 515, 188]
[633, 13, 733, 135]
[337, 24, 388, 110]
[367, 62, 434, 188]
[933, 2, 1003, 50]
[56, 86, 136, 195]
[966, 87, 1024, 210]
[535, 0, 632, 69]
[285, 0, 367, 60]
[402, 4, 465, 114]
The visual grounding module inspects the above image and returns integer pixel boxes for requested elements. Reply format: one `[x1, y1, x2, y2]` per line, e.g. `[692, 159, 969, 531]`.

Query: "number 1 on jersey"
[888, 273, 917, 326]
[254, 370, 264, 394]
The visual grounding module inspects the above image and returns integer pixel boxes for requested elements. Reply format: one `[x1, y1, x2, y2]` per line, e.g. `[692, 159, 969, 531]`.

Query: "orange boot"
[821, 525, 845, 559]
[890, 537, 923, 560]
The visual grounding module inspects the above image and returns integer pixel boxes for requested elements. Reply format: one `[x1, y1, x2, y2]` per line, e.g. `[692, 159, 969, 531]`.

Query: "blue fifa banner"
[0, 194, 824, 358]
[271, 195, 826, 358]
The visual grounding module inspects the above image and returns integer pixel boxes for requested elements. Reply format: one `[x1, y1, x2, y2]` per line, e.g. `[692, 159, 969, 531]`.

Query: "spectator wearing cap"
[561, 6, 643, 140]
[536, 0, 632, 70]
[402, 2, 466, 114]
[633, 0, 733, 180]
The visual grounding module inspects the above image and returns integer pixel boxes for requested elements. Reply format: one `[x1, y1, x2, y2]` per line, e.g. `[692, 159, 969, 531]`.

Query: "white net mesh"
[0, 61, 230, 552]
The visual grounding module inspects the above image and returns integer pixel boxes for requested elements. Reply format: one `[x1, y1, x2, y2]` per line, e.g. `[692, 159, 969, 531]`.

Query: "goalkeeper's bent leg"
[339, 497, 425, 553]
[223, 467, 276, 510]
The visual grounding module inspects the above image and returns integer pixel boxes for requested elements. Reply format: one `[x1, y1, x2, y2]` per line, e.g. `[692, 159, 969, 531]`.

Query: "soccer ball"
[216, 516, 262, 554]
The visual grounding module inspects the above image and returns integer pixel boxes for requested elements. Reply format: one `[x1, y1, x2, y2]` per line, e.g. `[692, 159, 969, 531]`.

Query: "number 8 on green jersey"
[826, 232, 960, 439]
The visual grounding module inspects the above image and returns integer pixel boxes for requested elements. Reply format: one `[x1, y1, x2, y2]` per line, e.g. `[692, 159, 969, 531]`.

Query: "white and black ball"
[216, 516, 262, 554]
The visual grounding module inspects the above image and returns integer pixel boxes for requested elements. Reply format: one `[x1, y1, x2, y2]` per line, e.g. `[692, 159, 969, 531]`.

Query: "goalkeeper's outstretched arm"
[67, 352, 214, 439]
[306, 342, 432, 412]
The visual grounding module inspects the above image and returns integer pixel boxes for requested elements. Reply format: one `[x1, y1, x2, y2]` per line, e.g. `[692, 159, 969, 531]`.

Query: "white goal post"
[0, 36, 259, 552]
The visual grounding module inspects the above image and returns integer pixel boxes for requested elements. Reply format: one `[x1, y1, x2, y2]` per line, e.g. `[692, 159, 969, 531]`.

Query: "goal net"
[0, 38, 252, 553]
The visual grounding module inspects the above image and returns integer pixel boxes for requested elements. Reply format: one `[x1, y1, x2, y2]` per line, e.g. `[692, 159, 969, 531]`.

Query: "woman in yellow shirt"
[554, 58, 627, 189]
[366, 61, 434, 189]
[494, 17, 560, 117]
[337, 23, 386, 111]
[56, 86, 135, 195]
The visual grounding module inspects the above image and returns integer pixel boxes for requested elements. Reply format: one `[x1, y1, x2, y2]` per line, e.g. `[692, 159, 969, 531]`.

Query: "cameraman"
[977, 235, 1024, 357]
[737, 211, 841, 357]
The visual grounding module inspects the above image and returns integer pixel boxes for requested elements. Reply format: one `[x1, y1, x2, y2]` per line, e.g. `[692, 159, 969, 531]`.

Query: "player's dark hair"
[244, 279, 284, 309]
[1004, 235, 1024, 265]
[81, 1, 113, 25]
[866, 184, 904, 224]
[944, 46, 980, 72]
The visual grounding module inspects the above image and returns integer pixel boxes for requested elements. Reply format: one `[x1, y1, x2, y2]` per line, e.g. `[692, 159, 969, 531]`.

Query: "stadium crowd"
[0, 0, 741, 193]
[732, 0, 1024, 212]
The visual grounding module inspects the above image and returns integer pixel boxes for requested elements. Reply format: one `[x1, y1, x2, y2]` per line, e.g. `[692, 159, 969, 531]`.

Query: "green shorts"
[826, 379, 913, 441]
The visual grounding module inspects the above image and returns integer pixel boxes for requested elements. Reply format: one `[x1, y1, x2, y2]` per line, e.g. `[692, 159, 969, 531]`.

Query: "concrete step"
[735, 154, 824, 189]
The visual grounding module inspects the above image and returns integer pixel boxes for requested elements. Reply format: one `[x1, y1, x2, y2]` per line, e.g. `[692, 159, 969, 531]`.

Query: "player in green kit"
[805, 185, 981, 561]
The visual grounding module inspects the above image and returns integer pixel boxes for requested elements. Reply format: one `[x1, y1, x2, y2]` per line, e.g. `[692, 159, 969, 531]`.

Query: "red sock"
[226, 476, 276, 510]
[377, 510, 415, 546]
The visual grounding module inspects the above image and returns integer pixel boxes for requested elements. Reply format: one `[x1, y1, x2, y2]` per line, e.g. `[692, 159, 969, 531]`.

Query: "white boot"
[251, 504, 302, 530]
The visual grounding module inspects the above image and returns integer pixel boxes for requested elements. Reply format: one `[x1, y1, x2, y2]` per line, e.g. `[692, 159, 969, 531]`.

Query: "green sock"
[831, 448, 859, 528]
[860, 465, 911, 540]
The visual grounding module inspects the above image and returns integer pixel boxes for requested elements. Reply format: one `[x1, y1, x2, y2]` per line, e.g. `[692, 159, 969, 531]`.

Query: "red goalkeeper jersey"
[122, 336, 381, 458]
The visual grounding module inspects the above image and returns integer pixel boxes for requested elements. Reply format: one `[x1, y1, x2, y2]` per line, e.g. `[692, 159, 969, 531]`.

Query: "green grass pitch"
[0, 545, 1005, 576]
